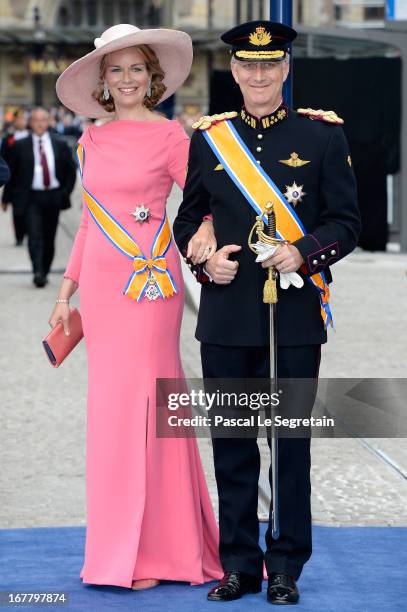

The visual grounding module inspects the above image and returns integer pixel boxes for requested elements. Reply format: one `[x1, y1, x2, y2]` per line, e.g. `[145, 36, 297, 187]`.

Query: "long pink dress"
[64, 119, 222, 588]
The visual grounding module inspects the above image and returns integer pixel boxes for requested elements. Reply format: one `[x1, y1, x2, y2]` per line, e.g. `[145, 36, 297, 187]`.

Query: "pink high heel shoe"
[131, 579, 160, 590]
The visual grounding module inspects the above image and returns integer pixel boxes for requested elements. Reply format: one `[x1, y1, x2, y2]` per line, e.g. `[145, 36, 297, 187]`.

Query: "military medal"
[279, 152, 310, 168]
[131, 205, 150, 223]
[145, 280, 160, 301]
[284, 181, 305, 206]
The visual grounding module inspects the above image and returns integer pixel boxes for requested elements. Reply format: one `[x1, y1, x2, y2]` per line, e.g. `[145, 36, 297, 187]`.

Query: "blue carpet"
[0, 524, 406, 611]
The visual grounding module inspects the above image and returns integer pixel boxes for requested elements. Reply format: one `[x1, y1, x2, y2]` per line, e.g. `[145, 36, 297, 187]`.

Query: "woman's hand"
[48, 303, 71, 336]
[187, 221, 217, 265]
[49, 278, 78, 335]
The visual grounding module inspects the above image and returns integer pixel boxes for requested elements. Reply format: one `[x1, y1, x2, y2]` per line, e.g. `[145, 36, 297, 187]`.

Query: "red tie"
[39, 138, 50, 189]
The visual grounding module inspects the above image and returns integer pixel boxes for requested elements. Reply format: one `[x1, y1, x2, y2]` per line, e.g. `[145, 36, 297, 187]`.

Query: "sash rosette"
[76, 143, 177, 302]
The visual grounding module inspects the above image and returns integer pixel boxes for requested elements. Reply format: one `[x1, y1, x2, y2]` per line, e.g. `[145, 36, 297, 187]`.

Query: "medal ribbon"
[202, 120, 332, 328]
[76, 143, 177, 302]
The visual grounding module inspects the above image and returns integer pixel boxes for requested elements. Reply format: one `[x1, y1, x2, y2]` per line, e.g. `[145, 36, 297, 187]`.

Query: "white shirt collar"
[32, 131, 50, 142]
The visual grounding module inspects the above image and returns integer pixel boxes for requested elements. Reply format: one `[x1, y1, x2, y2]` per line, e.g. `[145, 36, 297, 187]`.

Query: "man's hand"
[187, 221, 217, 265]
[261, 243, 303, 274]
[204, 244, 241, 284]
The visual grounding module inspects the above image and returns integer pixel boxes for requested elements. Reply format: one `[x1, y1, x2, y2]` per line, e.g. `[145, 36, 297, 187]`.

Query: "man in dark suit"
[5, 107, 76, 287]
[0, 154, 10, 187]
[174, 21, 360, 605]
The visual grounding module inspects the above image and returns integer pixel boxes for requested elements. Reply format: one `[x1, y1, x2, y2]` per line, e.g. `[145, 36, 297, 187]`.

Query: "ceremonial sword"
[248, 201, 286, 540]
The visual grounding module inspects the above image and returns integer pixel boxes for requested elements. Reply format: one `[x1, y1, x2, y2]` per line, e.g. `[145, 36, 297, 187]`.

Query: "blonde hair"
[92, 44, 167, 112]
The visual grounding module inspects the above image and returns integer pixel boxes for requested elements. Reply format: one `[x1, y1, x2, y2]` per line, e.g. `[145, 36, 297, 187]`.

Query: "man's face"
[30, 110, 50, 136]
[231, 59, 289, 111]
[14, 113, 27, 131]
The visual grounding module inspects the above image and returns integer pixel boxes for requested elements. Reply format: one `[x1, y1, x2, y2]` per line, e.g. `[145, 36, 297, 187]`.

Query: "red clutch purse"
[42, 307, 84, 368]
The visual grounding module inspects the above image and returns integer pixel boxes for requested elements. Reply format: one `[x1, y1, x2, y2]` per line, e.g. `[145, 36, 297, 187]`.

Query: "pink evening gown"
[64, 119, 222, 588]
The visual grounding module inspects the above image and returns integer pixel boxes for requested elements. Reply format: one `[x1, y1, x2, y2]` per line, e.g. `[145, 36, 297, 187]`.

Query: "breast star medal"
[131, 205, 150, 223]
[284, 181, 306, 207]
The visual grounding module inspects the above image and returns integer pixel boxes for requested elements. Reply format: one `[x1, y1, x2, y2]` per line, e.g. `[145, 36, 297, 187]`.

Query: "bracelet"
[56, 298, 69, 304]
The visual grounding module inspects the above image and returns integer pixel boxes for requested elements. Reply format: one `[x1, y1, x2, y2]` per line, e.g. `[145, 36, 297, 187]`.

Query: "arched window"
[57, 5, 70, 27]
[134, 0, 145, 23]
[72, 0, 83, 26]
[85, 0, 98, 26]
[119, 0, 131, 22]
[102, 0, 114, 25]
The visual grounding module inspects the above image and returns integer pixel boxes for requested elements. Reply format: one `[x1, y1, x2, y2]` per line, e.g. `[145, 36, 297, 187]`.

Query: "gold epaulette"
[192, 111, 238, 131]
[297, 108, 344, 125]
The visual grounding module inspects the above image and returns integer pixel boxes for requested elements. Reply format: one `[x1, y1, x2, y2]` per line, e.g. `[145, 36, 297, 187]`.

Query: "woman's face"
[104, 47, 150, 109]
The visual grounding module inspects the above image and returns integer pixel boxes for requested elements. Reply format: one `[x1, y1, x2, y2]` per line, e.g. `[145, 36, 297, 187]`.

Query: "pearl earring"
[147, 79, 152, 98]
[103, 80, 110, 101]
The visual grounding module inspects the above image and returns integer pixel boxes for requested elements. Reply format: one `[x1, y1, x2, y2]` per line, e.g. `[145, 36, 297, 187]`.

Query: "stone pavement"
[0, 181, 406, 529]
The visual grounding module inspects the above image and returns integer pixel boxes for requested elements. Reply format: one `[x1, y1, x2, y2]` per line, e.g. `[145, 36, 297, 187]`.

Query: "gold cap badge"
[249, 26, 272, 47]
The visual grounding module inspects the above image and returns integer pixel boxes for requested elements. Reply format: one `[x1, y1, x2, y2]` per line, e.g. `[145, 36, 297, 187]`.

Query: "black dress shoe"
[267, 574, 299, 605]
[207, 570, 262, 601]
[33, 274, 47, 288]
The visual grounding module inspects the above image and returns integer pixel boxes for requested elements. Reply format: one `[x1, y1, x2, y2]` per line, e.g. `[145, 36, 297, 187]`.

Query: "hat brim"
[56, 29, 193, 118]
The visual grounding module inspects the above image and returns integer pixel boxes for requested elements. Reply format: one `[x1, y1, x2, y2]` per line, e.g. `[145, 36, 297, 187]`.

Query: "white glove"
[252, 242, 304, 290]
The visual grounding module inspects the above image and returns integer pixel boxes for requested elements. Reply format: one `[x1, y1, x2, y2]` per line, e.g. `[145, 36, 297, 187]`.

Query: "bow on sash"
[76, 143, 177, 302]
[202, 120, 333, 329]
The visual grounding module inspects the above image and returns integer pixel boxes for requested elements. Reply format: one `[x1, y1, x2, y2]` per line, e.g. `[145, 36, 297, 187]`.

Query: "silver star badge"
[131, 205, 150, 223]
[284, 181, 306, 207]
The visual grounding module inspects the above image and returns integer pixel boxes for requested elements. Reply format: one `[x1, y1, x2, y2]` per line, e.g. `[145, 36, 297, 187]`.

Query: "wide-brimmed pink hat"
[56, 23, 193, 118]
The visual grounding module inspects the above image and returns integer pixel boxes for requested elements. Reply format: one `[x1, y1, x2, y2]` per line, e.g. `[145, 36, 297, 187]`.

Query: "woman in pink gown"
[49, 24, 222, 589]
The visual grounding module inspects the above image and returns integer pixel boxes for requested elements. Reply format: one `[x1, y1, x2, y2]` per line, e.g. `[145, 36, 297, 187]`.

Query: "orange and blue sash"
[202, 120, 333, 329]
[76, 143, 177, 302]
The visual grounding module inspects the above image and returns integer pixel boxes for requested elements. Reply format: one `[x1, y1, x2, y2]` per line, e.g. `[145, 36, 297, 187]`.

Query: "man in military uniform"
[174, 21, 360, 605]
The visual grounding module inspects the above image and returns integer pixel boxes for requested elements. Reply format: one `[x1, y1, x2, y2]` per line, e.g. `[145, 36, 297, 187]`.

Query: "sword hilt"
[264, 202, 278, 304]
[266, 201, 277, 239]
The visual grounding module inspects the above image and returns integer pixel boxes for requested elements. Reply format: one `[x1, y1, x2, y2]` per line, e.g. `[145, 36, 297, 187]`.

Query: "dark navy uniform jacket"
[173, 104, 361, 347]
[0, 154, 10, 187]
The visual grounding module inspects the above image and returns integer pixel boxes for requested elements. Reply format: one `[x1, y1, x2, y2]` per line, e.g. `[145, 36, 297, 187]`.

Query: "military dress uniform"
[173, 20, 361, 596]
